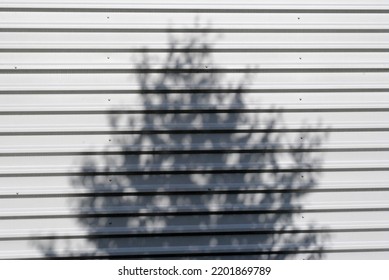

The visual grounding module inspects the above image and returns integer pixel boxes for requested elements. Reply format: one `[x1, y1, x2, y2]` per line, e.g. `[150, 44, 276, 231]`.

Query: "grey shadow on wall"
[35, 24, 329, 259]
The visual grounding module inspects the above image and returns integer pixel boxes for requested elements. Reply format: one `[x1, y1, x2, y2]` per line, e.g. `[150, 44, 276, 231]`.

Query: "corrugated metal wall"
[1, 0, 389, 259]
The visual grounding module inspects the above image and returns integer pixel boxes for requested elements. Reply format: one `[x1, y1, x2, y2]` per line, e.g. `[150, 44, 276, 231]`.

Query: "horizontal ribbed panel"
[0, 0, 388, 260]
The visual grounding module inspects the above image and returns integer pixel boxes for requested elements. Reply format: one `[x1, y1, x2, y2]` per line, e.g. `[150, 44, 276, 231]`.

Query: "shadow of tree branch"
[35, 23, 330, 260]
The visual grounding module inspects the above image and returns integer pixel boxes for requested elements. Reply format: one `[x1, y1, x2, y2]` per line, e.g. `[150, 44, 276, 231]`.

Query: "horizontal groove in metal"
[3, 49, 389, 53]
[3, 62, 389, 70]
[1, 88, 389, 94]
[1, 141, 389, 155]
[0, 103, 388, 114]
[1, 2, 389, 13]
[0, 181, 388, 197]
[0, 122, 388, 135]
[4, 68, 389, 74]
[3, 23, 389, 28]
[3, 27, 389, 33]
[3, 241, 389, 260]
[14, 71, 378, 79]
[2, 201, 389, 218]
[1, 222, 389, 240]
[3, 84, 389, 92]
[2, 43, 389, 49]
[1, 162, 389, 177]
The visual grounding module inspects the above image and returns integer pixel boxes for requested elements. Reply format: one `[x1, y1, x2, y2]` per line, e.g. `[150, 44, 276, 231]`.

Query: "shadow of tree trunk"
[35, 25, 329, 259]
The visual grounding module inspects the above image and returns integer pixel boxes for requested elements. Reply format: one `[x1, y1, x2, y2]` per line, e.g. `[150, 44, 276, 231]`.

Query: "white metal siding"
[0, 0, 389, 259]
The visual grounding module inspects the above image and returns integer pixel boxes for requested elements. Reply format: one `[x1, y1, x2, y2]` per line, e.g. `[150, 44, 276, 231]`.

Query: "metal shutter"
[0, 0, 389, 259]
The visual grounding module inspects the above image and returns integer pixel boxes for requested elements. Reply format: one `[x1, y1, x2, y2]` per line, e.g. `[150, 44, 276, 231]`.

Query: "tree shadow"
[35, 23, 329, 259]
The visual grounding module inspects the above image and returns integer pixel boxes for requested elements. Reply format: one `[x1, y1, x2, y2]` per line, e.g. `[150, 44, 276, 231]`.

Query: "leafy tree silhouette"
[36, 27, 328, 259]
